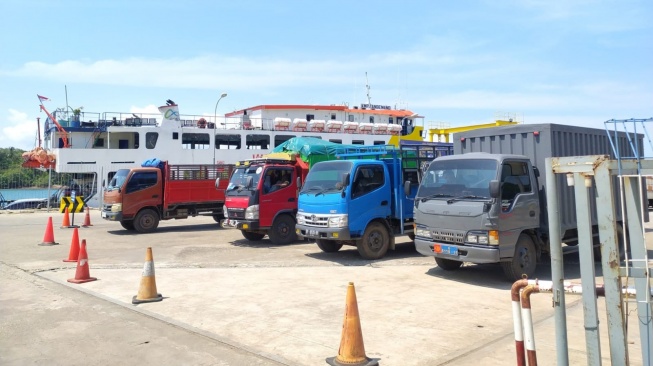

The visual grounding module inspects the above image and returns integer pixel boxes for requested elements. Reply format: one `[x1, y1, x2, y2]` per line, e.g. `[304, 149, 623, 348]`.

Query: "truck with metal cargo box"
[102, 159, 234, 232]
[412, 123, 641, 280]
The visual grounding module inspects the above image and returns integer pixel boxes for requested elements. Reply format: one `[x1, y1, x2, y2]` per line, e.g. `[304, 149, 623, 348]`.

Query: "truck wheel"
[120, 220, 135, 230]
[212, 214, 223, 223]
[133, 209, 159, 233]
[501, 234, 536, 281]
[435, 257, 462, 270]
[241, 230, 265, 241]
[357, 222, 389, 259]
[268, 214, 297, 245]
[408, 233, 415, 241]
[316, 239, 343, 253]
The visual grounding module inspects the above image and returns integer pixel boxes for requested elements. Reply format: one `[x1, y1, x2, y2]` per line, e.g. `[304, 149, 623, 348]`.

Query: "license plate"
[308, 229, 319, 237]
[433, 243, 458, 256]
[101, 212, 107, 218]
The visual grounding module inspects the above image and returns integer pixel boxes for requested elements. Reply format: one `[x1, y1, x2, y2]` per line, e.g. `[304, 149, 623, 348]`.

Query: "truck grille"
[227, 208, 245, 219]
[431, 229, 465, 244]
[298, 213, 329, 227]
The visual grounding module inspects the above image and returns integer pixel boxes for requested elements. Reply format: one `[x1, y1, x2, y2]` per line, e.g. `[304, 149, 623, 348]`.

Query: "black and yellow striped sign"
[59, 196, 85, 213]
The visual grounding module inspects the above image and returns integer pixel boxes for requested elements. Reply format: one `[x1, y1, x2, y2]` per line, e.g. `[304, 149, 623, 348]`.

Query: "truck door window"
[500, 162, 531, 210]
[352, 165, 384, 198]
[264, 168, 292, 194]
[126, 172, 158, 194]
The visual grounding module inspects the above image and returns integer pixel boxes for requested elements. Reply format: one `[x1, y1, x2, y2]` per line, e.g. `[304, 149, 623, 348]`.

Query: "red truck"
[222, 153, 309, 244]
[102, 160, 234, 232]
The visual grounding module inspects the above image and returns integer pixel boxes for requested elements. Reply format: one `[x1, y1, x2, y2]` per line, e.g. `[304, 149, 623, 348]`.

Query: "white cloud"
[0, 109, 39, 151]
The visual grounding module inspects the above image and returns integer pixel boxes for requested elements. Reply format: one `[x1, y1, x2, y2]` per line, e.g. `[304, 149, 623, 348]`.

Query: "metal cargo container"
[453, 123, 642, 235]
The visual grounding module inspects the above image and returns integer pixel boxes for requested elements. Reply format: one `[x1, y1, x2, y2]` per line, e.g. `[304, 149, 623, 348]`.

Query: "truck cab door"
[123, 171, 160, 216]
[498, 161, 539, 241]
[260, 167, 295, 227]
[349, 164, 390, 237]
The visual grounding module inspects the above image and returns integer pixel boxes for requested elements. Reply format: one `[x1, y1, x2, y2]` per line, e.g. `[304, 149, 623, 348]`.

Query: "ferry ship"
[23, 99, 427, 207]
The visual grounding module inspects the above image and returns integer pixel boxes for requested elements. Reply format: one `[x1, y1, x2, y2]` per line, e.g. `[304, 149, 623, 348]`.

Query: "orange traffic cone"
[63, 227, 80, 262]
[39, 217, 59, 246]
[67, 239, 97, 284]
[132, 247, 163, 304]
[61, 207, 71, 228]
[81, 206, 93, 227]
[326, 282, 378, 366]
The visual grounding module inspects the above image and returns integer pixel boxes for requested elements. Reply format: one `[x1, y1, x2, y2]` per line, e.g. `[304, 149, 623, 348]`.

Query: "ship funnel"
[158, 102, 180, 126]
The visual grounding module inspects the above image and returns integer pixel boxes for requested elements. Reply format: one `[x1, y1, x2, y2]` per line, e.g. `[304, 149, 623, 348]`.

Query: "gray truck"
[412, 123, 640, 280]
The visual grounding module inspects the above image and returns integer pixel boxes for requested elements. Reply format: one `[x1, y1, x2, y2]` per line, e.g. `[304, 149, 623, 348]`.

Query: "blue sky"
[1, 0, 651, 153]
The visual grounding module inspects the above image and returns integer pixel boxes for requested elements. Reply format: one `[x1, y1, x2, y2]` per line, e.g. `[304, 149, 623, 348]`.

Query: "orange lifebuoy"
[197, 118, 207, 128]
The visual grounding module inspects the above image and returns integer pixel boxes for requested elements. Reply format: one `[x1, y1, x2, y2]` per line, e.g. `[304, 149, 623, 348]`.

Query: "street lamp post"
[213, 93, 228, 167]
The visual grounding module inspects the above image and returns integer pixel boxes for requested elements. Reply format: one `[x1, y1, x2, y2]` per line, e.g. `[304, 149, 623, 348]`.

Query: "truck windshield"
[226, 166, 262, 196]
[302, 161, 353, 194]
[417, 159, 497, 201]
[107, 169, 130, 191]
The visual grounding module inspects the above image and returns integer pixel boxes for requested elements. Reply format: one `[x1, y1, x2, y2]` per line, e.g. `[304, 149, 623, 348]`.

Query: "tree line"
[0, 147, 72, 189]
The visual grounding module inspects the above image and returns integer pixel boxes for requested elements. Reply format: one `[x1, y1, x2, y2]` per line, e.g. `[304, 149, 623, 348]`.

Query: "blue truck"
[295, 142, 452, 259]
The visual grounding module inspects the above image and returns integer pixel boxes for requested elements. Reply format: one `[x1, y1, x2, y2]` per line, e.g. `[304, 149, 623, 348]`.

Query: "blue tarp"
[141, 158, 165, 169]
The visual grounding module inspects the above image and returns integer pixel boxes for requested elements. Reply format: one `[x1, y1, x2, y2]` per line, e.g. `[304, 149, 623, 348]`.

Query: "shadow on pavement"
[304, 241, 425, 265]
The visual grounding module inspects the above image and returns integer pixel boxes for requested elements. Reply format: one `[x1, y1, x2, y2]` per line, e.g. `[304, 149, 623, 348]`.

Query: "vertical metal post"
[623, 176, 653, 363]
[594, 162, 628, 364]
[573, 173, 602, 364]
[544, 157, 569, 365]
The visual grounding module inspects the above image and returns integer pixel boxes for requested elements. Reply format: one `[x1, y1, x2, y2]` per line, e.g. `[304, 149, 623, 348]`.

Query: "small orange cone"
[132, 247, 163, 304]
[63, 227, 80, 262]
[326, 282, 378, 366]
[67, 240, 97, 284]
[81, 206, 93, 227]
[39, 217, 59, 246]
[61, 207, 71, 228]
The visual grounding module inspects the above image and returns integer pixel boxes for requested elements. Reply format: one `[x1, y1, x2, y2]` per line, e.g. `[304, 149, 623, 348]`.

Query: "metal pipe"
[520, 284, 539, 366]
[511, 279, 533, 366]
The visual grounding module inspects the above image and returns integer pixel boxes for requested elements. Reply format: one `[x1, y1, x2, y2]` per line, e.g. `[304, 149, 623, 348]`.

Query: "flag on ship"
[37, 94, 50, 102]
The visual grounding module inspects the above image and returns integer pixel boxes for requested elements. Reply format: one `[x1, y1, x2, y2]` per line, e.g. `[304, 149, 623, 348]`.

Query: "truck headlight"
[328, 215, 348, 228]
[466, 231, 499, 245]
[296, 214, 305, 225]
[111, 203, 122, 212]
[245, 205, 259, 220]
[415, 227, 431, 238]
[223, 205, 228, 217]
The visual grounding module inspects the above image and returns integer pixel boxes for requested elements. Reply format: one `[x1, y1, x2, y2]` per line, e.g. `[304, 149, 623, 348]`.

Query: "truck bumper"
[101, 211, 122, 221]
[295, 224, 352, 241]
[234, 220, 262, 231]
[414, 238, 501, 264]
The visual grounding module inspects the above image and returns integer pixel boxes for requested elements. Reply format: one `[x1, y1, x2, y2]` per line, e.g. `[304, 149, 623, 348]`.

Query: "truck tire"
[435, 257, 462, 270]
[120, 220, 135, 230]
[133, 209, 159, 233]
[357, 222, 389, 259]
[408, 233, 415, 241]
[241, 230, 265, 241]
[268, 214, 297, 245]
[501, 234, 537, 281]
[212, 214, 223, 223]
[316, 239, 343, 253]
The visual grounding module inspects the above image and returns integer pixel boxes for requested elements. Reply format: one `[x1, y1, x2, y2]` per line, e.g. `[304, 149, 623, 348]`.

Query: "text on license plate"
[307, 229, 319, 236]
[433, 243, 458, 256]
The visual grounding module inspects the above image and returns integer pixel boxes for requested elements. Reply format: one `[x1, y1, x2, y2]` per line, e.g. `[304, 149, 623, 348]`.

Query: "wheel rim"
[368, 230, 384, 252]
[141, 214, 154, 229]
[517, 246, 532, 269]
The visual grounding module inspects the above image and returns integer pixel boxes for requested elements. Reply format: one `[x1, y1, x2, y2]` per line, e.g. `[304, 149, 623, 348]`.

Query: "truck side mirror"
[489, 180, 500, 198]
[296, 177, 302, 189]
[533, 166, 540, 178]
[246, 176, 253, 189]
[342, 173, 350, 187]
[404, 181, 411, 196]
[215, 178, 221, 189]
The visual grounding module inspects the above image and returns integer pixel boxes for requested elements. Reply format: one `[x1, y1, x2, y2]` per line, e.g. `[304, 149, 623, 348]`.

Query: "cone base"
[67, 277, 97, 284]
[63, 259, 77, 262]
[39, 242, 59, 246]
[132, 293, 163, 304]
[64, 225, 80, 229]
[326, 356, 379, 366]
[82, 224, 93, 227]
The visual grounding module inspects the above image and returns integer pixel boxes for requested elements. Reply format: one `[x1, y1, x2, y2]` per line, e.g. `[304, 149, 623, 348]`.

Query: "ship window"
[330, 113, 336, 120]
[389, 117, 394, 124]
[352, 140, 364, 145]
[306, 114, 314, 121]
[94, 138, 105, 148]
[348, 114, 354, 122]
[173, 132, 178, 140]
[146, 132, 158, 149]
[182, 133, 210, 149]
[274, 135, 295, 147]
[369, 116, 374, 123]
[329, 139, 342, 144]
[246, 134, 270, 150]
[374, 141, 385, 145]
[215, 134, 241, 149]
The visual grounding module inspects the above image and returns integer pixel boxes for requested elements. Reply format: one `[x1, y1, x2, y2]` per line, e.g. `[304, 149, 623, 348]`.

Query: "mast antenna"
[365, 72, 372, 106]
